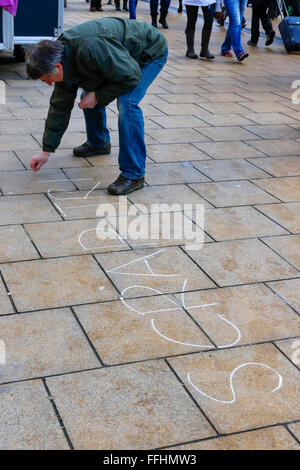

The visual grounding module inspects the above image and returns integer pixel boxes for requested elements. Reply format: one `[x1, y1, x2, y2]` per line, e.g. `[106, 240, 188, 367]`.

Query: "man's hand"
[30, 152, 50, 172]
[78, 91, 98, 109]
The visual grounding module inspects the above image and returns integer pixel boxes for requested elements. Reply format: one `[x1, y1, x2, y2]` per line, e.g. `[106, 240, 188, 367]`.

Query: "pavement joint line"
[284, 423, 300, 446]
[258, 237, 300, 273]
[272, 341, 300, 373]
[21, 223, 43, 259]
[251, 205, 294, 235]
[164, 357, 220, 436]
[158, 421, 300, 449]
[0, 333, 300, 388]
[70, 306, 106, 367]
[42, 378, 74, 450]
[264, 282, 300, 318]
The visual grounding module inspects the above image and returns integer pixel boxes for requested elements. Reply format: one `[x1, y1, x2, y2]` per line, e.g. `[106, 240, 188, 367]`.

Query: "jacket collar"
[61, 43, 81, 88]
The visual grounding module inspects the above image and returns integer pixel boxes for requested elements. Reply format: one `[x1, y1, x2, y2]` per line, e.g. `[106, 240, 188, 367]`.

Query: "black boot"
[199, 29, 215, 60]
[90, 0, 96, 11]
[178, 0, 183, 13]
[185, 29, 198, 59]
[95, 0, 103, 10]
[123, 0, 128, 10]
[115, 0, 121, 10]
[73, 142, 111, 158]
[159, 14, 169, 29]
[151, 14, 158, 27]
[107, 0, 112, 3]
[108, 175, 145, 195]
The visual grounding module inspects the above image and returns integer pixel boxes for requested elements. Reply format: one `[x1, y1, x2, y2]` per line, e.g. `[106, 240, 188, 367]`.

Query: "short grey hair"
[26, 40, 64, 79]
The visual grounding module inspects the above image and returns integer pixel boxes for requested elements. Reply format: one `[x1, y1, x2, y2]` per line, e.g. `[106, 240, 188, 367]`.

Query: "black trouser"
[251, 5, 273, 43]
[185, 4, 215, 32]
[150, 0, 171, 18]
[91, 0, 102, 7]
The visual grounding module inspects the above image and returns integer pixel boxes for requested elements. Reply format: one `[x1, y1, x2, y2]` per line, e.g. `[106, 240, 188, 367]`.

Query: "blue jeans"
[82, 48, 168, 180]
[129, 0, 138, 19]
[221, 0, 247, 58]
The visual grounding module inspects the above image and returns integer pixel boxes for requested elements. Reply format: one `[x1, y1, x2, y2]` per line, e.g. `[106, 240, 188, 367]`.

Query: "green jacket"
[43, 17, 167, 152]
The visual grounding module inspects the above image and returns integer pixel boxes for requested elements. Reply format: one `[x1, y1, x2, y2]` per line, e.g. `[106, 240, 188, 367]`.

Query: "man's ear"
[55, 62, 63, 72]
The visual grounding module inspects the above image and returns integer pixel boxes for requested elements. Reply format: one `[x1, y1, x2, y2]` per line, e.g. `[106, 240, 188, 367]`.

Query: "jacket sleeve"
[77, 36, 142, 107]
[42, 82, 78, 153]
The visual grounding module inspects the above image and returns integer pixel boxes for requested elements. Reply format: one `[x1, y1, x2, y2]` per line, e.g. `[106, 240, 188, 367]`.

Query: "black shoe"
[159, 17, 169, 29]
[107, 175, 144, 195]
[247, 40, 257, 46]
[115, 5, 122, 10]
[186, 49, 198, 59]
[265, 30, 275, 46]
[200, 49, 215, 60]
[73, 142, 111, 158]
[123, 6, 128, 10]
[237, 52, 249, 62]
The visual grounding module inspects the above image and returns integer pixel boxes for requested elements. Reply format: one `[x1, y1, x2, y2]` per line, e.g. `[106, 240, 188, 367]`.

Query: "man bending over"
[26, 17, 168, 195]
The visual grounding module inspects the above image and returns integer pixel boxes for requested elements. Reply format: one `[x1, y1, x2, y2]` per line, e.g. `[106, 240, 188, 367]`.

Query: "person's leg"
[159, 0, 171, 28]
[115, 0, 122, 10]
[185, 5, 199, 58]
[200, 3, 215, 59]
[123, 0, 128, 10]
[260, 5, 272, 32]
[222, 0, 246, 58]
[150, 0, 159, 26]
[250, 4, 260, 44]
[129, 0, 137, 18]
[82, 93, 110, 147]
[178, 0, 183, 13]
[90, 0, 96, 11]
[73, 93, 111, 157]
[240, 0, 248, 25]
[221, 0, 235, 54]
[258, 4, 275, 44]
[116, 49, 168, 182]
[95, 0, 103, 10]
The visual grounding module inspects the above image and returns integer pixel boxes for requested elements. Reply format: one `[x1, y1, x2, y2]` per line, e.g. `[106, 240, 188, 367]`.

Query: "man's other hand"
[30, 152, 50, 171]
[78, 91, 98, 109]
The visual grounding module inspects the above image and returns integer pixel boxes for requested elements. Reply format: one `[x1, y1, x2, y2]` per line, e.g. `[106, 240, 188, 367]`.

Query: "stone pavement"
[0, 0, 300, 450]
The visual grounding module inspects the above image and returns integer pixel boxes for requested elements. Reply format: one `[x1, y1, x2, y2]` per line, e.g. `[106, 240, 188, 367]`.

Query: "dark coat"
[42, 17, 167, 153]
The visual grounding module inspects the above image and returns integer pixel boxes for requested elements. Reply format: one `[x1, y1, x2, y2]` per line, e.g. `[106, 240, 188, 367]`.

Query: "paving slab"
[1, 255, 119, 311]
[168, 344, 300, 434]
[0, 308, 100, 383]
[185, 239, 299, 286]
[46, 362, 215, 449]
[0, 380, 69, 450]
[169, 427, 299, 450]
